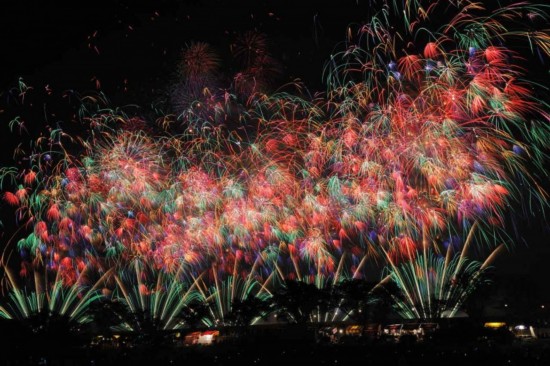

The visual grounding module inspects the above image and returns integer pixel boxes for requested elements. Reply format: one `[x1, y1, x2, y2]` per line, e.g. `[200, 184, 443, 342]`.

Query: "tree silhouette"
[270, 280, 332, 324]
[88, 298, 131, 335]
[225, 296, 271, 327]
[373, 280, 402, 323]
[333, 280, 378, 323]
[178, 302, 212, 329]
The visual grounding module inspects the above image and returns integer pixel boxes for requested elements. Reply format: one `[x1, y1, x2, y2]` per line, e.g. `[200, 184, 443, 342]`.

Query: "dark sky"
[0, 0, 372, 94]
[1, 0, 549, 303]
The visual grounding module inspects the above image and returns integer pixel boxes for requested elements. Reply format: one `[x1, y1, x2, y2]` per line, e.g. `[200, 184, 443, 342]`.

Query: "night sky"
[1, 0, 549, 305]
[1, 0, 368, 94]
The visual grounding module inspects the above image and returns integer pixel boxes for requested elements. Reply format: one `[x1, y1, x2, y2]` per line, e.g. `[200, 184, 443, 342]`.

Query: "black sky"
[0, 0, 374, 93]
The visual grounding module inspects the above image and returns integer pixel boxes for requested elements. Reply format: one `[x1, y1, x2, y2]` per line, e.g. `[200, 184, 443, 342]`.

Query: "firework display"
[1, 0, 549, 329]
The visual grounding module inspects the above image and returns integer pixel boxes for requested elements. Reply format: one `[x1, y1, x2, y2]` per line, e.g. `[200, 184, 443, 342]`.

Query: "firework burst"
[1, 0, 549, 324]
